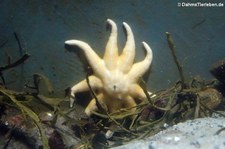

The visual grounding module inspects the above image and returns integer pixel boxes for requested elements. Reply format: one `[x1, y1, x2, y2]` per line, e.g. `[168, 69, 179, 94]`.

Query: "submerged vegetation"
[0, 32, 224, 149]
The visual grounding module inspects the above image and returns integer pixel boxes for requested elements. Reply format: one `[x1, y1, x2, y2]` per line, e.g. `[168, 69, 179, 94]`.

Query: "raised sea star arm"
[103, 19, 118, 70]
[128, 41, 153, 83]
[65, 40, 107, 78]
[70, 75, 103, 107]
[118, 22, 135, 73]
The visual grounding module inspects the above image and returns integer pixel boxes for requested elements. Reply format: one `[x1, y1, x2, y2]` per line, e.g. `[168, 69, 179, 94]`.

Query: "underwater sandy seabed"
[0, 0, 225, 148]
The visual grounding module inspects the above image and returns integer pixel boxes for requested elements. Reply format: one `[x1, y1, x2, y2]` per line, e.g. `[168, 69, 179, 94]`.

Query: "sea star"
[65, 19, 153, 116]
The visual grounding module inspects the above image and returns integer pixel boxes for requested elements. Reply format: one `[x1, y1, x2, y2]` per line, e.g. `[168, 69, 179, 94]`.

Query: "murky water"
[1, 0, 224, 94]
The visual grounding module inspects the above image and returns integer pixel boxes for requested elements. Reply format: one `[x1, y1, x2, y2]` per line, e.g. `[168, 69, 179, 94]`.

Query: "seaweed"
[0, 88, 50, 149]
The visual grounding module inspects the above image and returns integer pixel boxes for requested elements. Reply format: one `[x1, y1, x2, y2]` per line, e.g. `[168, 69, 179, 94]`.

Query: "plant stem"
[166, 32, 186, 89]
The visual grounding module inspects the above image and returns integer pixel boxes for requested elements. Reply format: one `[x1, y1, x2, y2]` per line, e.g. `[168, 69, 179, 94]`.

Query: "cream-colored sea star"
[65, 19, 153, 116]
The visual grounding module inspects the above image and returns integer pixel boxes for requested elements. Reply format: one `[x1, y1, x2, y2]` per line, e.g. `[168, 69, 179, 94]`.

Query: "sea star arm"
[129, 84, 152, 103]
[122, 96, 137, 115]
[103, 19, 118, 70]
[85, 93, 104, 116]
[70, 75, 103, 107]
[128, 42, 153, 83]
[85, 98, 97, 116]
[118, 22, 135, 73]
[65, 40, 107, 78]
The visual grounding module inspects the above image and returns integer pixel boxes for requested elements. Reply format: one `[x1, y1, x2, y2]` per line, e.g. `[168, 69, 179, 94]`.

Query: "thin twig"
[140, 79, 173, 111]
[0, 54, 30, 72]
[14, 32, 23, 56]
[165, 32, 186, 89]
[0, 72, 6, 85]
[85, 74, 106, 114]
